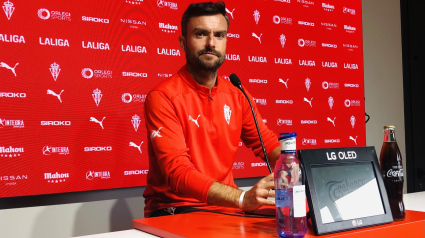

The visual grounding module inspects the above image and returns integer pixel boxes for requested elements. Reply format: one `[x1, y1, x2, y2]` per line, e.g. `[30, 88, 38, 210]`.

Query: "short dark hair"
[181, 1, 230, 37]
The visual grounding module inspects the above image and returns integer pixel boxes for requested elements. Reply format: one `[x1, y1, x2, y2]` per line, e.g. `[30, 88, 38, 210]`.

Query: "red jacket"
[143, 66, 280, 217]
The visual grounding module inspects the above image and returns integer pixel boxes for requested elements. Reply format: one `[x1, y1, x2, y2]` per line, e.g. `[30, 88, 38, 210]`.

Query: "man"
[143, 1, 281, 217]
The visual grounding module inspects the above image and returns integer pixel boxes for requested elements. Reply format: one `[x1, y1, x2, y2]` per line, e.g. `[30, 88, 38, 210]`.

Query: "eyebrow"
[192, 27, 228, 34]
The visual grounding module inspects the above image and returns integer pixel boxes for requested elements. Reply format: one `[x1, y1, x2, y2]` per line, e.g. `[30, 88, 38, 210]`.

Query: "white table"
[74, 191, 425, 238]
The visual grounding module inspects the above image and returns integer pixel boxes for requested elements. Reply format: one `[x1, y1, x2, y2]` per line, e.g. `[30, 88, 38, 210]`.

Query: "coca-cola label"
[386, 168, 403, 178]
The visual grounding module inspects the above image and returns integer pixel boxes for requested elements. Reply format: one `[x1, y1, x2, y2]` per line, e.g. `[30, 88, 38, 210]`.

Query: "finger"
[261, 173, 274, 182]
[259, 180, 274, 190]
[257, 197, 276, 206]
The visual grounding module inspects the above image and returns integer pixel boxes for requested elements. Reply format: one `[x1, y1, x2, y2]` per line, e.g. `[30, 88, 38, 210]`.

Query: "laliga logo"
[2, 0, 14, 20]
[38, 8, 50, 20]
[81, 68, 93, 78]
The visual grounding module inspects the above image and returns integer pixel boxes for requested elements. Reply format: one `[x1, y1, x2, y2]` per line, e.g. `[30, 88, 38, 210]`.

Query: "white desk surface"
[74, 191, 425, 238]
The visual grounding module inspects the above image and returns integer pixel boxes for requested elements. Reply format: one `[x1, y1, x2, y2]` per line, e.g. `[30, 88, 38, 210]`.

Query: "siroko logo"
[324, 139, 340, 144]
[157, 0, 178, 10]
[251, 162, 267, 167]
[322, 81, 339, 89]
[41, 121, 71, 126]
[42, 146, 69, 155]
[277, 119, 292, 126]
[345, 99, 361, 107]
[122, 72, 148, 77]
[86, 171, 110, 180]
[276, 99, 293, 104]
[0, 34, 25, 44]
[344, 83, 359, 88]
[227, 33, 240, 38]
[124, 170, 148, 175]
[301, 120, 317, 124]
[322, 43, 337, 48]
[84, 146, 112, 152]
[0, 118, 24, 128]
[82, 16, 109, 23]
[44, 172, 69, 183]
[82, 68, 112, 79]
[273, 15, 292, 25]
[302, 138, 317, 145]
[2, 1, 15, 20]
[0, 146, 24, 157]
[37, 8, 71, 21]
[298, 21, 314, 26]
[159, 22, 178, 33]
[122, 93, 146, 103]
[249, 79, 267, 84]
[343, 7, 356, 15]
[298, 38, 316, 47]
[0, 92, 26, 98]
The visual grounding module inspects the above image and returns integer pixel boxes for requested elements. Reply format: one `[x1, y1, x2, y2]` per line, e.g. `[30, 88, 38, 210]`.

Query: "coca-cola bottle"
[379, 125, 405, 221]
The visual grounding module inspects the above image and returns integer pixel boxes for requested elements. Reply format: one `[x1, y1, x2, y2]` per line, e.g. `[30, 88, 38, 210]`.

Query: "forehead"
[187, 14, 228, 32]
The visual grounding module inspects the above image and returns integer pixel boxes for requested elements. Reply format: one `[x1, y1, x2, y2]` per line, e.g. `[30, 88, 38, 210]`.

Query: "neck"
[186, 64, 217, 89]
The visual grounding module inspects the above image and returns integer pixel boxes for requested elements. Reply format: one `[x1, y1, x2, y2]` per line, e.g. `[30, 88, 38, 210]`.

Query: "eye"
[195, 32, 206, 37]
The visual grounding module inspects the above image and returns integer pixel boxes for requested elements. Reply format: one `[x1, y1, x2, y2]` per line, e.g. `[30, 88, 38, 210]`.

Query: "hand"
[242, 173, 275, 211]
[290, 164, 300, 185]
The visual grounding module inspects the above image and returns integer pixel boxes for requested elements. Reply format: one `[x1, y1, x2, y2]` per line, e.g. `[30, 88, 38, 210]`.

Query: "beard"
[186, 47, 225, 73]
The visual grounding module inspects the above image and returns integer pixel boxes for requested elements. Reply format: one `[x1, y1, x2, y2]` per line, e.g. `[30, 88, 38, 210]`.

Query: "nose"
[205, 33, 215, 49]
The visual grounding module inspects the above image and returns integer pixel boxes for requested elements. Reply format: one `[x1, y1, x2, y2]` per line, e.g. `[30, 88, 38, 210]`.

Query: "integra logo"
[253, 98, 267, 105]
[82, 16, 109, 23]
[277, 119, 292, 126]
[41, 121, 71, 126]
[343, 7, 356, 15]
[302, 138, 317, 145]
[84, 146, 112, 152]
[0, 118, 24, 128]
[124, 170, 149, 175]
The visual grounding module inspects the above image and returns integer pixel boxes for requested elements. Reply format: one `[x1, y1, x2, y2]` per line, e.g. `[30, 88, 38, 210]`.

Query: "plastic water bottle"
[275, 133, 307, 238]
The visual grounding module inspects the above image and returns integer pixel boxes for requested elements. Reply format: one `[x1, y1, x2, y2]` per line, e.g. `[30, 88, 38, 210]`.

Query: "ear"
[179, 35, 186, 52]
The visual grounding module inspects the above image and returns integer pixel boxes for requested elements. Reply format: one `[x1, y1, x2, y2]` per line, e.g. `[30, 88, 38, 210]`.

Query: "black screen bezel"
[298, 146, 393, 235]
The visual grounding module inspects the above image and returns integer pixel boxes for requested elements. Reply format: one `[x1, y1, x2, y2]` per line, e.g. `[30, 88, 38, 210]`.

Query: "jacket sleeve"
[240, 88, 280, 160]
[144, 91, 215, 203]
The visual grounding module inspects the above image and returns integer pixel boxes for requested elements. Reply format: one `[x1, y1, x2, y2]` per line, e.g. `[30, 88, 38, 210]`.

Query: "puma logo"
[327, 117, 336, 127]
[0, 62, 19, 76]
[303, 97, 313, 107]
[252, 33, 262, 44]
[279, 78, 289, 88]
[129, 141, 143, 153]
[225, 8, 235, 19]
[47, 89, 64, 103]
[189, 115, 201, 128]
[349, 136, 358, 145]
[90, 117, 105, 129]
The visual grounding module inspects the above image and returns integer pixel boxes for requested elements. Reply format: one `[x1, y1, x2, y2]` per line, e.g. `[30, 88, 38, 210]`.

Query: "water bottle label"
[275, 190, 293, 207]
[293, 185, 306, 218]
[280, 137, 296, 151]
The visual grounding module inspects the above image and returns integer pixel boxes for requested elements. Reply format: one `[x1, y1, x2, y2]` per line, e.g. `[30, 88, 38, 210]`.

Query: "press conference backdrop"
[1, 0, 364, 198]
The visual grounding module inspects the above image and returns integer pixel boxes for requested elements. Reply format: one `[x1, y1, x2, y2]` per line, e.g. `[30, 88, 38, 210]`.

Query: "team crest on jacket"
[224, 104, 231, 125]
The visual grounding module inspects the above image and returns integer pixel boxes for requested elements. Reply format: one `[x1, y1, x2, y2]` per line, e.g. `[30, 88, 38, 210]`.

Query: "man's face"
[180, 14, 228, 72]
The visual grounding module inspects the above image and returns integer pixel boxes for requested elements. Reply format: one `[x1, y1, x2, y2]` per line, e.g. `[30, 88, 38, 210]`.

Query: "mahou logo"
[0, 146, 24, 157]
[2, 0, 14, 20]
[42, 146, 69, 155]
[125, 0, 143, 5]
[38, 8, 71, 21]
[44, 172, 69, 183]
[344, 25, 356, 33]
[159, 22, 178, 33]
[0, 118, 24, 128]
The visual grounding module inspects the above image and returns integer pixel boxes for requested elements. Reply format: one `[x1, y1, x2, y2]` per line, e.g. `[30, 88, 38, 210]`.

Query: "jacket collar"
[178, 65, 225, 96]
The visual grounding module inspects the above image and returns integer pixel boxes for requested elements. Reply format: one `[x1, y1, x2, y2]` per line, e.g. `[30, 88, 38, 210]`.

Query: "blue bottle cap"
[279, 132, 297, 140]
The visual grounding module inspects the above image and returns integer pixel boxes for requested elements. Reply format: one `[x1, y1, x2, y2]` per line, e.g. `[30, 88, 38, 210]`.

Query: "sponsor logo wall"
[1, 0, 364, 197]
